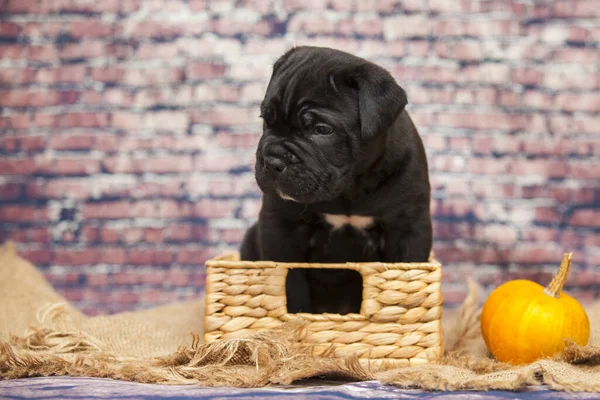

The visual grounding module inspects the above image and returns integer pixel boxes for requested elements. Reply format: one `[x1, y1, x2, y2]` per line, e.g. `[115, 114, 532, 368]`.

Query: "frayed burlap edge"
[0, 318, 371, 387]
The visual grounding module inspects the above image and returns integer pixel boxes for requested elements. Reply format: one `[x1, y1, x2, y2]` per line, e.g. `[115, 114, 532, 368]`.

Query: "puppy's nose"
[264, 156, 286, 174]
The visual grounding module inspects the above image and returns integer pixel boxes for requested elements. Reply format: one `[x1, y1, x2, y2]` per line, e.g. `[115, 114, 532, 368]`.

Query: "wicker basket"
[204, 252, 443, 368]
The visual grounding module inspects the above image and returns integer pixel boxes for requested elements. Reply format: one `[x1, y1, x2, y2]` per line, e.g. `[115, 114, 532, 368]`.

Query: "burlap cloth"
[2, 242, 600, 391]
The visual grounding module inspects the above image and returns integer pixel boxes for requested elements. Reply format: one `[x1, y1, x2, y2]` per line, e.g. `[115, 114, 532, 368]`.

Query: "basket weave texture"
[204, 252, 444, 368]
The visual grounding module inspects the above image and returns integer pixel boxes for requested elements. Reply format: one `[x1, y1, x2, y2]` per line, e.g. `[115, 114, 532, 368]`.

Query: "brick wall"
[1, 0, 599, 314]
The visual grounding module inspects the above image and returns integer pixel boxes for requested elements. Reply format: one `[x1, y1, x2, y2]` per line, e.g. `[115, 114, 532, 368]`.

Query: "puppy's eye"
[314, 124, 332, 135]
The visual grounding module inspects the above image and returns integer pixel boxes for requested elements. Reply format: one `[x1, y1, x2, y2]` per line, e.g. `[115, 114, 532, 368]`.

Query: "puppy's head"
[255, 46, 407, 203]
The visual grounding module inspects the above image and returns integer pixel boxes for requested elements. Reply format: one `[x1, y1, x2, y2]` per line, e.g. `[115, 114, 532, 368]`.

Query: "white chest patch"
[278, 190, 298, 202]
[323, 214, 375, 230]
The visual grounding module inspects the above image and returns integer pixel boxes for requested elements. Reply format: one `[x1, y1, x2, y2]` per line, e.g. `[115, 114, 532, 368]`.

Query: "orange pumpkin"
[480, 253, 590, 365]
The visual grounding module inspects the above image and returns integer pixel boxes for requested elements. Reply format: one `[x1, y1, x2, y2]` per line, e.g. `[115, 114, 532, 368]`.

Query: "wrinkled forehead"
[262, 50, 356, 119]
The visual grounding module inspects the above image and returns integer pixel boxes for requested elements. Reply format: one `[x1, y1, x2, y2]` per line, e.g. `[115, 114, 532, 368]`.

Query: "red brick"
[101, 157, 139, 174]
[101, 247, 126, 264]
[437, 112, 512, 130]
[467, 158, 510, 175]
[560, 230, 582, 249]
[135, 43, 179, 59]
[24, 181, 45, 199]
[193, 199, 238, 218]
[129, 21, 183, 38]
[0, 183, 22, 200]
[64, 290, 85, 303]
[553, 48, 599, 65]
[57, 112, 109, 128]
[122, 68, 184, 86]
[164, 223, 194, 242]
[107, 42, 136, 59]
[535, 207, 561, 224]
[186, 62, 227, 80]
[288, 14, 336, 35]
[432, 198, 475, 219]
[472, 182, 515, 200]
[522, 227, 558, 242]
[32, 114, 57, 128]
[510, 159, 567, 178]
[19, 248, 52, 265]
[569, 209, 600, 227]
[0, 114, 30, 129]
[176, 247, 214, 265]
[36, 65, 87, 83]
[0, 44, 25, 59]
[167, 269, 190, 287]
[139, 271, 167, 285]
[1, 135, 45, 152]
[133, 87, 192, 107]
[556, 93, 600, 113]
[554, 0, 600, 17]
[91, 67, 125, 82]
[511, 67, 544, 85]
[99, 227, 120, 243]
[126, 249, 173, 266]
[356, 17, 383, 35]
[122, 228, 144, 244]
[43, 179, 90, 200]
[0, 68, 36, 84]
[0, 90, 60, 108]
[111, 112, 142, 130]
[87, 274, 109, 287]
[22, 136, 46, 151]
[584, 233, 600, 248]
[95, 134, 120, 152]
[144, 228, 163, 243]
[505, 270, 555, 286]
[54, 248, 101, 266]
[83, 201, 131, 219]
[82, 226, 99, 242]
[511, 244, 562, 265]
[0, 205, 46, 222]
[155, 201, 193, 218]
[59, 42, 106, 60]
[113, 271, 138, 285]
[220, 228, 245, 243]
[433, 222, 473, 241]
[69, 21, 114, 38]
[568, 161, 600, 179]
[127, 200, 191, 219]
[48, 134, 96, 150]
[82, 88, 132, 107]
[146, 156, 194, 174]
[522, 91, 554, 109]
[0, 22, 21, 37]
[54, 158, 101, 175]
[3, 230, 26, 242]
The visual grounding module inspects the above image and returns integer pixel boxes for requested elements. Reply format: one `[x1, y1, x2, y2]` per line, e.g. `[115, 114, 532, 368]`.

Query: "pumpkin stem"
[544, 252, 573, 298]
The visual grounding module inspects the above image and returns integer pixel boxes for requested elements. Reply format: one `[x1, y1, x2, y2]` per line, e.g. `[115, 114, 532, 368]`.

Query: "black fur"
[240, 46, 432, 314]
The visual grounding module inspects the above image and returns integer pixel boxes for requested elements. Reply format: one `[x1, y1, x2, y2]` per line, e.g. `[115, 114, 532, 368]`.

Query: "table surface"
[1, 376, 599, 399]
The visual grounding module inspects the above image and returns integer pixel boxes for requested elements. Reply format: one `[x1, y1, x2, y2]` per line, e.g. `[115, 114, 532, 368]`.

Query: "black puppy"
[240, 46, 432, 314]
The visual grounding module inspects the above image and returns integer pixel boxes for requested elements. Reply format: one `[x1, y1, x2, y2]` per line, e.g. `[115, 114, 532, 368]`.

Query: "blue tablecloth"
[1, 376, 599, 399]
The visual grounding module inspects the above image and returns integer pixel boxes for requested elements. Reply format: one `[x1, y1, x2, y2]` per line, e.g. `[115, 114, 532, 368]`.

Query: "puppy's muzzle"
[263, 144, 300, 177]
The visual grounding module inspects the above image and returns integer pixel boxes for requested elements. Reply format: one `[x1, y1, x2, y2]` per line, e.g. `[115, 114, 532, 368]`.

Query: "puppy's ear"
[347, 64, 407, 141]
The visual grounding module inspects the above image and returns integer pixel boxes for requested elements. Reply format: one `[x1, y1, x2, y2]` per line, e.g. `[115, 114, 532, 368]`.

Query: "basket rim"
[206, 251, 442, 271]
